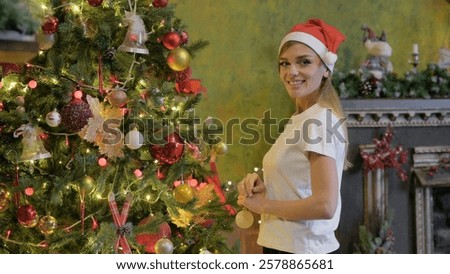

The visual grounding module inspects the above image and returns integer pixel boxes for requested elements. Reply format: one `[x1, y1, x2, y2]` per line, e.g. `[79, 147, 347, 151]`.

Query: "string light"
[98, 157, 107, 167]
[28, 80, 38, 89]
[71, 4, 81, 14]
[73, 90, 83, 99]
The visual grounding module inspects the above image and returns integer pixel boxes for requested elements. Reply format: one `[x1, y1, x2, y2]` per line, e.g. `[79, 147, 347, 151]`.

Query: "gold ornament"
[0, 183, 12, 213]
[155, 238, 174, 254]
[38, 215, 58, 235]
[36, 31, 56, 50]
[213, 141, 228, 155]
[167, 47, 191, 71]
[107, 89, 128, 107]
[173, 183, 195, 204]
[235, 208, 254, 229]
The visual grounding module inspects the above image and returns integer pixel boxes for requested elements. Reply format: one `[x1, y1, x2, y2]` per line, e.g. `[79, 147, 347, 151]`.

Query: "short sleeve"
[302, 109, 340, 160]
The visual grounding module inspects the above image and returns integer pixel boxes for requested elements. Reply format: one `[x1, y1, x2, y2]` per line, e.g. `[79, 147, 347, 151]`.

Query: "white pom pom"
[323, 51, 338, 66]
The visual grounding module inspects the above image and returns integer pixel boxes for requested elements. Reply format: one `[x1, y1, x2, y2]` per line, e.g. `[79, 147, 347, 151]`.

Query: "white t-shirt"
[258, 103, 346, 254]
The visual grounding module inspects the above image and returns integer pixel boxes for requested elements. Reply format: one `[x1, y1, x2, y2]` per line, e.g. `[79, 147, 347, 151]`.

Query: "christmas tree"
[0, 0, 237, 254]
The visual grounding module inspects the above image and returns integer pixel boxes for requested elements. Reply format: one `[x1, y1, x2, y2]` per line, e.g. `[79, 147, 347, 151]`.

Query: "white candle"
[413, 43, 419, 54]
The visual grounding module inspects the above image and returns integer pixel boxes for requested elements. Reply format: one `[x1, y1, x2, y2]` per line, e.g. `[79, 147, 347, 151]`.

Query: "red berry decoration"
[150, 132, 184, 165]
[87, 0, 103, 7]
[17, 204, 39, 228]
[41, 16, 59, 34]
[153, 0, 168, 8]
[162, 32, 181, 50]
[179, 30, 189, 45]
[60, 98, 93, 133]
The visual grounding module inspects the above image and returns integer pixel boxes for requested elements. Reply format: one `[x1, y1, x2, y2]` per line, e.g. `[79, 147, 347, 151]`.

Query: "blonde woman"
[238, 19, 348, 254]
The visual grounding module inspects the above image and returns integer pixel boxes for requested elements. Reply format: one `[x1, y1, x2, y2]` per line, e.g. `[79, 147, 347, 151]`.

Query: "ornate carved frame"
[412, 145, 450, 253]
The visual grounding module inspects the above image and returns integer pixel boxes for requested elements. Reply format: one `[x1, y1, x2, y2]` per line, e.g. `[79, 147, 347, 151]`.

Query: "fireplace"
[413, 146, 450, 254]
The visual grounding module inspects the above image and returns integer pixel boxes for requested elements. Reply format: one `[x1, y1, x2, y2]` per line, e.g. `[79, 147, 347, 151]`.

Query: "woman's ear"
[323, 69, 330, 78]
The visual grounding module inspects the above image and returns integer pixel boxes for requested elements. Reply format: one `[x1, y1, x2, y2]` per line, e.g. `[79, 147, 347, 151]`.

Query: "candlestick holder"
[409, 53, 420, 73]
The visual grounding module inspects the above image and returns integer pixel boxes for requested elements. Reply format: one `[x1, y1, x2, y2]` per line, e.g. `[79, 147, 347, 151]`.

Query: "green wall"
[171, 0, 449, 183]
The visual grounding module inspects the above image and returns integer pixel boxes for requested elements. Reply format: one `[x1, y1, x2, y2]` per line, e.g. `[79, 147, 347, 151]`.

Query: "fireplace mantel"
[342, 99, 450, 128]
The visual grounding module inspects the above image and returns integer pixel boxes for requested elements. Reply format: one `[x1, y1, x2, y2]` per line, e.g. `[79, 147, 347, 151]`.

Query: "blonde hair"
[318, 77, 351, 170]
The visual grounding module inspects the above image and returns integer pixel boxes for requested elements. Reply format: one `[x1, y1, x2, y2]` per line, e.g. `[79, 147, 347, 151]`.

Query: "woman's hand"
[237, 173, 265, 197]
[237, 192, 266, 215]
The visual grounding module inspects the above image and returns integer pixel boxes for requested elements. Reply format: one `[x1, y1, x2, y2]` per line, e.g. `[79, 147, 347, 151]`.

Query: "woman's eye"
[279, 61, 289, 67]
[298, 59, 312, 66]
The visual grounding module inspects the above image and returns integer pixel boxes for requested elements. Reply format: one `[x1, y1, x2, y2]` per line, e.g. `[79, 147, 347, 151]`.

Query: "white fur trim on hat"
[279, 32, 337, 72]
[323, 51, 338, 66]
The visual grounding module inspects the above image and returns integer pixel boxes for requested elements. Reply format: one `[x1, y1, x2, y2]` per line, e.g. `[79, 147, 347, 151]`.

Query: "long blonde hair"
[318, 77, 351, 169]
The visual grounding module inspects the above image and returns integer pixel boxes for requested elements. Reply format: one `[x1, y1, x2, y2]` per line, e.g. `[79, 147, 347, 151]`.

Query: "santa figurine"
[360, 25, 393, 80]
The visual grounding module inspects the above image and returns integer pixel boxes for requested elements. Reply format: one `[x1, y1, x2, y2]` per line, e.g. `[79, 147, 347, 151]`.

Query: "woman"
[237, 18, 348, 254]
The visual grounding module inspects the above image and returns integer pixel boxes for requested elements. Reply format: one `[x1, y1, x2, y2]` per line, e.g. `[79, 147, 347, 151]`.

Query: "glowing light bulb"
[71, 4, 81, 14]
[134, 169, 143, 179]
[73, 90, 83, 99]
[98, 157, 107, 167]
[28, 80, 37, 89]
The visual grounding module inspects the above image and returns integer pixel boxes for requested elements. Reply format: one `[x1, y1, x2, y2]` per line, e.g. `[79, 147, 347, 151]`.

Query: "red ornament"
[41, 16, 59, 34]
[17, 204, 39, 228]
[91, 217, 99, 231]
[150, 132, 185, 165]
[60, 98, 92, 133]
[152, 0, 168, 8]
[162, 32, 181, 50]
[87, 0, 103, 7]
[157, 167, 166, 180]
[136, 217, 171, 253]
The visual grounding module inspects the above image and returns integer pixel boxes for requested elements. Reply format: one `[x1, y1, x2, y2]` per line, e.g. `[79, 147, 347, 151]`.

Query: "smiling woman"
[237, 18, 349, 254]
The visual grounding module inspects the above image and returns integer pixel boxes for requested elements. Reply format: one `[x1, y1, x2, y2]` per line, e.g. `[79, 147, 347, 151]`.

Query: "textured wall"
[171, 0, 449, 183]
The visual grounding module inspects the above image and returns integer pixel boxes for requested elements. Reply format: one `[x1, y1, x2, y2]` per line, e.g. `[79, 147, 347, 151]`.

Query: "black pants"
[263, 247, 341, 254]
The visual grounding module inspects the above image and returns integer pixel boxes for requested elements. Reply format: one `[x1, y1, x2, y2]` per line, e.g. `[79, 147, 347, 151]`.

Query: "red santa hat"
[279, 18, 346, 72]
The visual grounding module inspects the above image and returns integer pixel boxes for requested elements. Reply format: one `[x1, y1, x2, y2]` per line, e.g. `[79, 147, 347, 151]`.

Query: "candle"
[413, 43, 419, 54]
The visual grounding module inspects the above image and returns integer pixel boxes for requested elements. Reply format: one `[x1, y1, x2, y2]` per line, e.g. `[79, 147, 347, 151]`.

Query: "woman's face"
[279, 42, 329, 99]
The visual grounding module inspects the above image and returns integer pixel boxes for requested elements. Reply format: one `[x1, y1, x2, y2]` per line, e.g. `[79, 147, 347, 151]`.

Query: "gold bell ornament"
[118, 5, 149, 55]
[14, 124, 51, 162]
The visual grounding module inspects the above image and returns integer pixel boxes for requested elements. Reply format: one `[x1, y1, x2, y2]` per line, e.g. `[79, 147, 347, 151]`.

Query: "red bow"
[108, 192, 133, 254]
